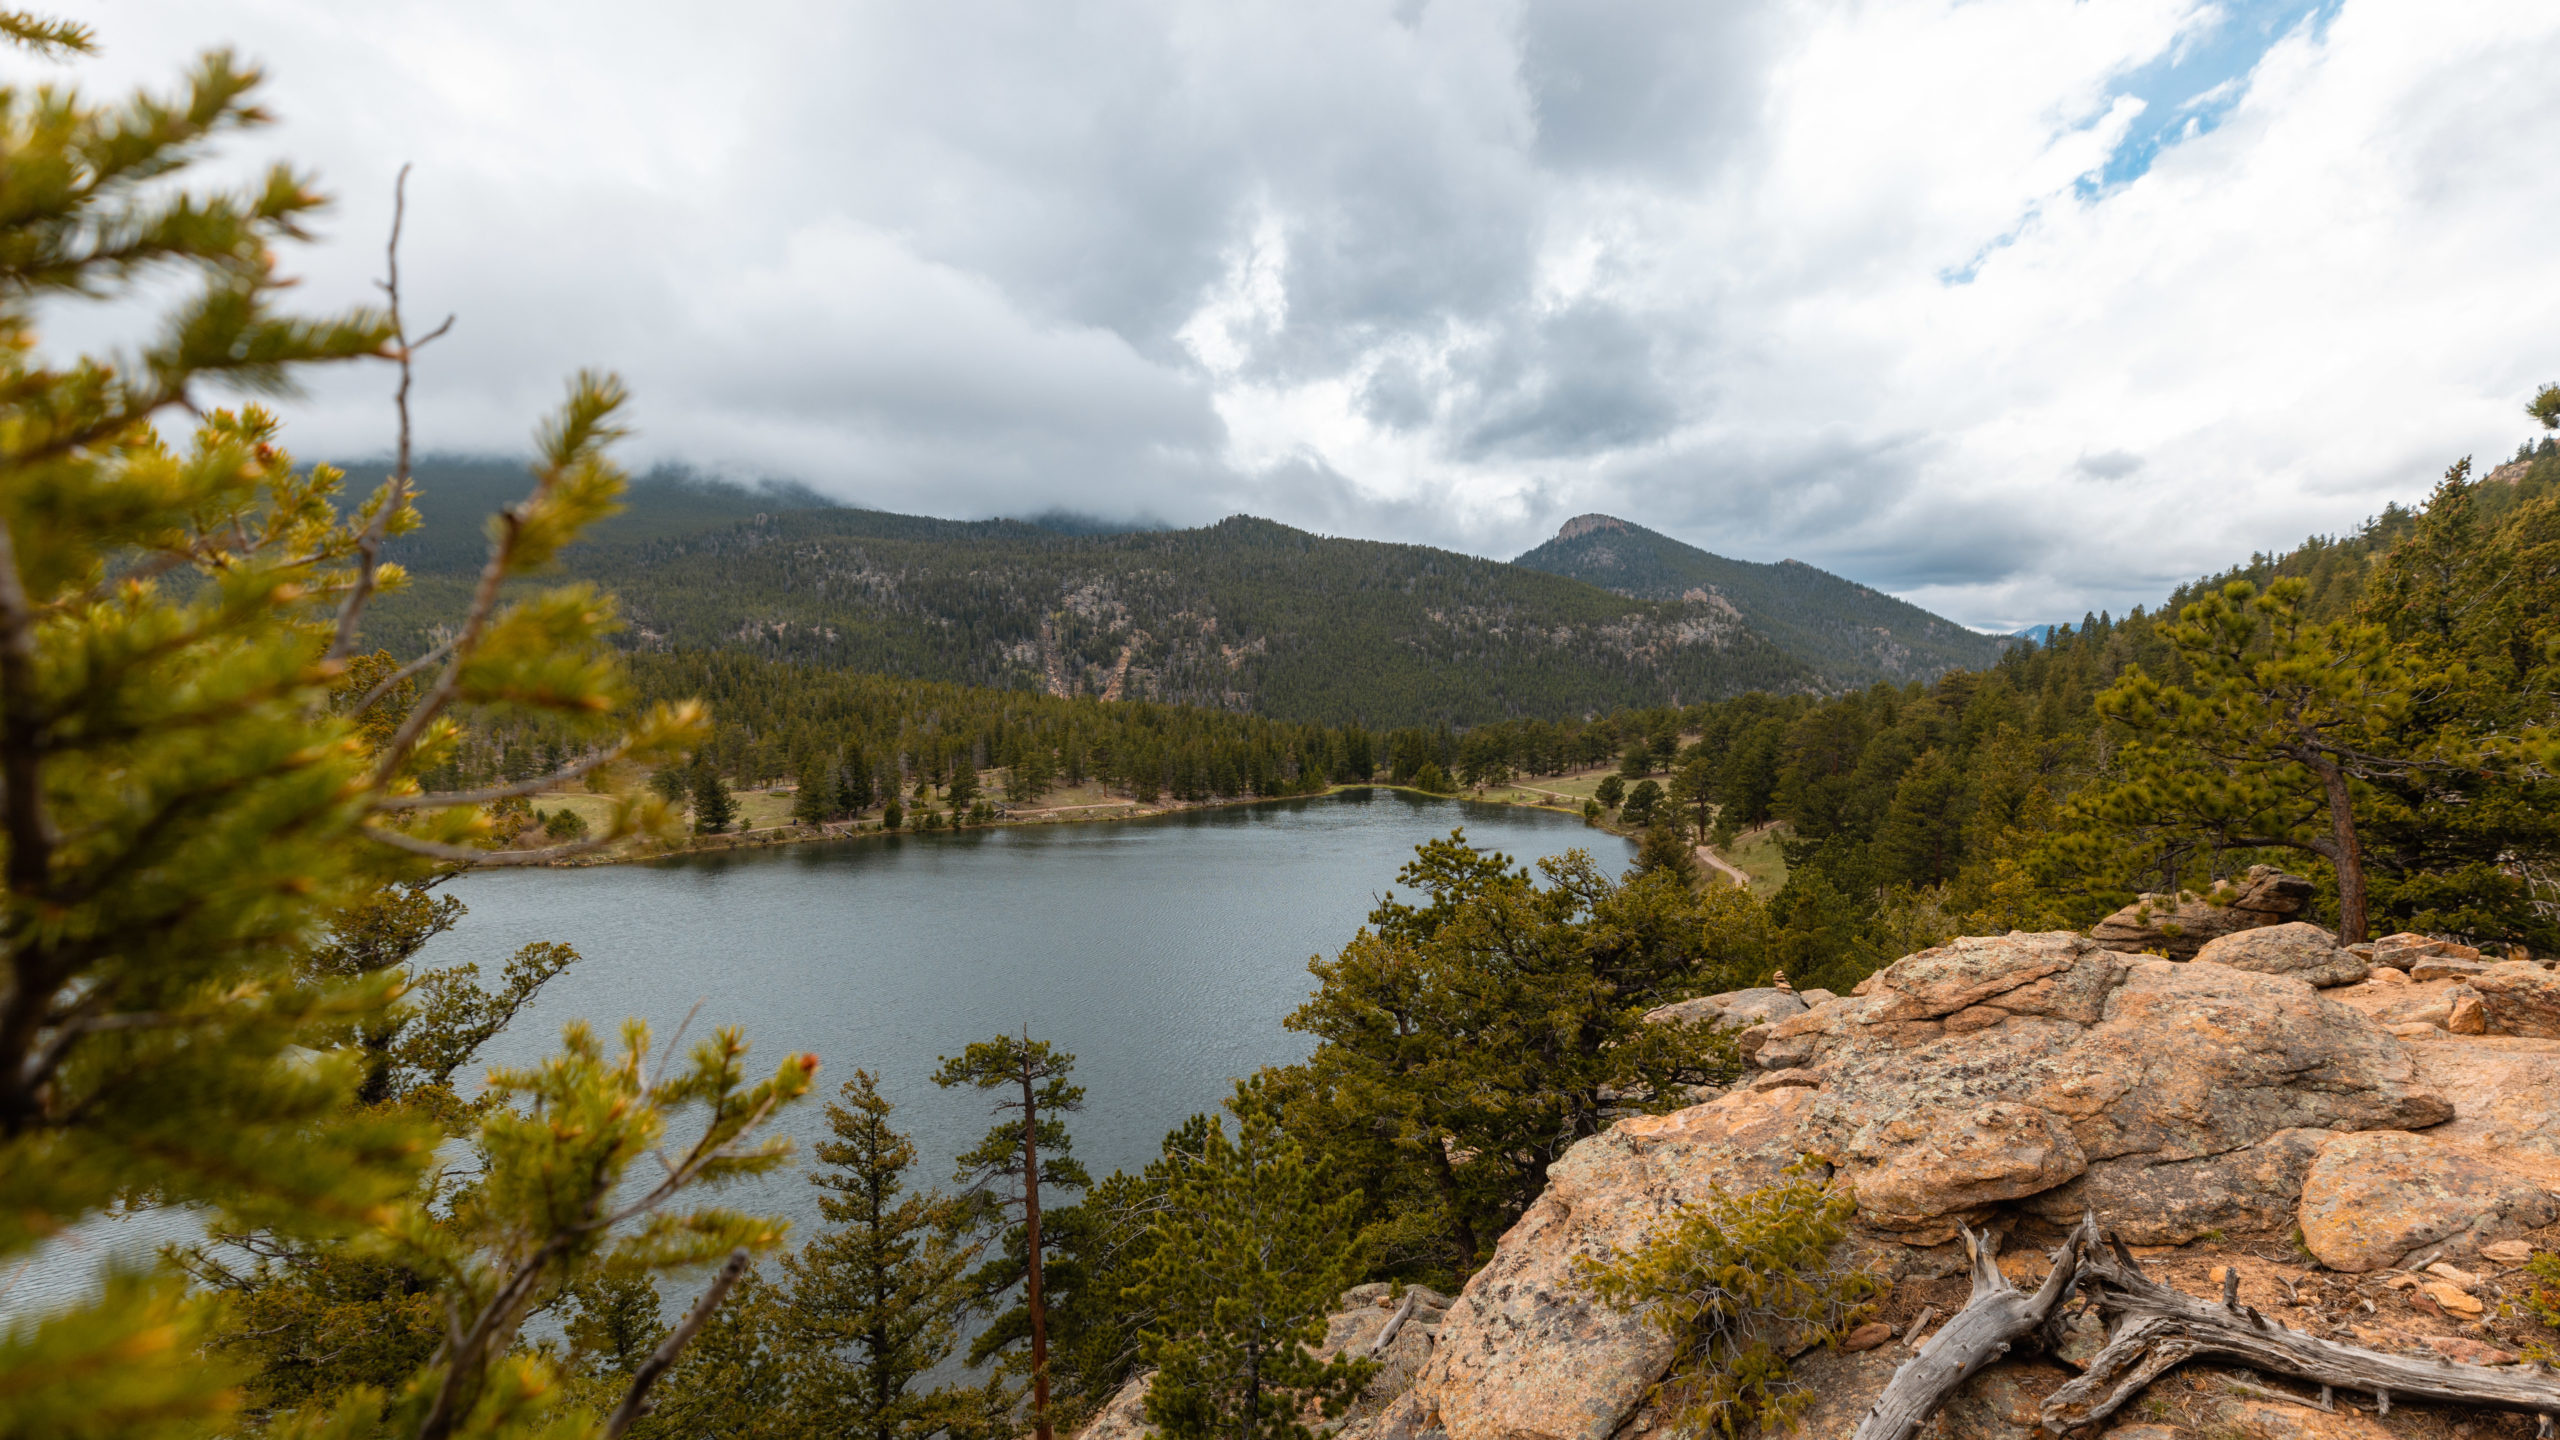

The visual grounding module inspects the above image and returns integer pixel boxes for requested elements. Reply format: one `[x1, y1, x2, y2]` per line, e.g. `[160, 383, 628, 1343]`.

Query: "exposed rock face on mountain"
[1511, 514, 2007, 689]
[2088, 866, 2315, 959]
[1313, 928, 2560, 1440]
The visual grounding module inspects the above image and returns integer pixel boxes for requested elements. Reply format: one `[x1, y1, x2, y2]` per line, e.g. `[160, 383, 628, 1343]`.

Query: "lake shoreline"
[537, 782, 1604, 868]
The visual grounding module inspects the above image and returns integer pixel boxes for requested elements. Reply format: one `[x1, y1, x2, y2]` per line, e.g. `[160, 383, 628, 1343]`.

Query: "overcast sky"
[26, 0, 2560, 629]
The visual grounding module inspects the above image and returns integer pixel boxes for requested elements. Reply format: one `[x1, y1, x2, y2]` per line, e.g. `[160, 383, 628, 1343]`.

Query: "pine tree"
[1621, 778, 1664, 826]
[1133, 1081, 1373, 1440]
[1667, 754, 1717, 842]
[694, 766, 740, 833]
[934, 1034, 1091, 1440]
[794, 755, 841, 825]
[0, 16, 810, 1433]
[783, 1071, 985, 1440]
[946, 763, 981, 815]
[1636, 820, 1700, 886]
[2082, 577, 2434, 941]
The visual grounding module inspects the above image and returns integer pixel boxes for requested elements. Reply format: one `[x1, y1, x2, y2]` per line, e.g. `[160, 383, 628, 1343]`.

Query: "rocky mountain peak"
[1551, 513, 1630, 544]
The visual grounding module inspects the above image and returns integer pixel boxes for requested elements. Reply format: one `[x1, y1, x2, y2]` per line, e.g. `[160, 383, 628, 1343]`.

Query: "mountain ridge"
[1511, 512, 2008, 687]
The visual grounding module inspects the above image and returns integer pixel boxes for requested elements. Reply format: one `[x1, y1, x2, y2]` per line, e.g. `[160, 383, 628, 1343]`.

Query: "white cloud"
[15, 0, 2560, 629]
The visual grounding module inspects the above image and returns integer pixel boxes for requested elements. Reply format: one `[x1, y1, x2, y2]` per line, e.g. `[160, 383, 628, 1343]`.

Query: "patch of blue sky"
[1940, 0, 2342, 285]
[2081, 0, 2345, 194]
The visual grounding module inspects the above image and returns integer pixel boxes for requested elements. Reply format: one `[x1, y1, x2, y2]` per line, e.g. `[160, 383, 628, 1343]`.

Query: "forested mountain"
[1511, 513, 2007, 685]
[365, 456, 827, 573]
[361, 497, 1819, 727]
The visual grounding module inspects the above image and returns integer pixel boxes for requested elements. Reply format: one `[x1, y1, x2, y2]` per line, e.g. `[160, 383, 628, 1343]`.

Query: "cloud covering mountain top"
[22, 0, 2560, 629]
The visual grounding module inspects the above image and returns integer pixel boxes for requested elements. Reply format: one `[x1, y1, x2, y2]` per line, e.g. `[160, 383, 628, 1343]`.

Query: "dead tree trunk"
[1853, 1219, 2096, 1440]
[2042, 1235, 2560, 1433]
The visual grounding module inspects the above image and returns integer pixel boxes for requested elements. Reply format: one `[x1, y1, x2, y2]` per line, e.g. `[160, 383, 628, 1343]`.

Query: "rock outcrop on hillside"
[2088, 866, 2315, 959]
[1302, 927, 2560, 1440]
[2190, 921, 2370, 988]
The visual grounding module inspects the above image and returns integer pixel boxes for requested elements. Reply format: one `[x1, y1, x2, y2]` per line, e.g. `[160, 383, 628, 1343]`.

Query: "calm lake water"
[439, 789, 1630, 1226]
[4, 790, 1626, 1315]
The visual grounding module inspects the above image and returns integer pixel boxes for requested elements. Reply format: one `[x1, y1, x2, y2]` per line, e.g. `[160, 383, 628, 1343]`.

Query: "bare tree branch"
[604, 1249, 750, 1440]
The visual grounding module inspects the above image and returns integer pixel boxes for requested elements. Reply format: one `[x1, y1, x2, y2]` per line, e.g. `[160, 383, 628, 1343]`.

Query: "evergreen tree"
[1621, 778, 1664, 826]
[2083, 577, 2429, 941]
[631, 1269, 804, 1440]
[1875, 749, 1966, 888]
[934, 1035, 1090, 1440]
[1667, 755, 1716, 841]
[694, 766, 740, 833]
[1134, 1082, 1374, 1440]
[783, 1071, 984, 1440]
[1279, 835, 1739, 1275]
[947, 763, 982, 814]
[651, 765, 693, 805]
[1636, 820, 1700, 886]
[794, 756, 841, 825]
[0, 20, 774, 1430]
[1008, 743, 1056, 804]
[1595, 774, 1626, 810]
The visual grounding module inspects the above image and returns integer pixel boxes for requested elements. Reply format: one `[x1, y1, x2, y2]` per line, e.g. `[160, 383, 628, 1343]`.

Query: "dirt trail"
[1694, 844, 1753, 888]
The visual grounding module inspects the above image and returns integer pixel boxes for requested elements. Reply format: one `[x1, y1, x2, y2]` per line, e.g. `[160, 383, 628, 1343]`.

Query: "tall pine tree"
[783, 1071, 985, 1440]
[1133, 1081, 1374, 1440]
[934, 1034, 1089, 1440]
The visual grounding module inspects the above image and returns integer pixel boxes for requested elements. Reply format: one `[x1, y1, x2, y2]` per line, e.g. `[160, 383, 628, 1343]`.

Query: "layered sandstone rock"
[2189, 922, 2368, 989]
[1755, 933, 2447, 1243]
[2089, 867, 2314, 960]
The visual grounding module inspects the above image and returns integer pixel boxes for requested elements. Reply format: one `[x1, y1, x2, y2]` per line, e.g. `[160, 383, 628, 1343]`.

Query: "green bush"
[2525, 1252, 2560, 1330]
[1575, 1163, 1883, 1438]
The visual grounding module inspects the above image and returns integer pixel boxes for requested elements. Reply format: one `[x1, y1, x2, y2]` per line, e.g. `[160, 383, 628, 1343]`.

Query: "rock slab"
[2189, 922, 2368, 989]
[2295, 1129, 2560, 1271]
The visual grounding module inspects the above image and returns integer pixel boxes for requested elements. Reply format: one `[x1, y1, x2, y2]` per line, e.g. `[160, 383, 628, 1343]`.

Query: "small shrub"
[1575, 1161, 1883, 1438]
[542, 806, 590, 840]
[2525, 1252, 2560, 1330]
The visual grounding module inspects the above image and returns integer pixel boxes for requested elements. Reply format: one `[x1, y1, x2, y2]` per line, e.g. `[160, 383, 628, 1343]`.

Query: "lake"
[438, 789, 1630, 1227]
[3, 789, 1626, 1315]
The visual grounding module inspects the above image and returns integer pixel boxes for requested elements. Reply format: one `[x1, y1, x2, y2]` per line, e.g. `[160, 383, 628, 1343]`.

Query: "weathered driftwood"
[2040, 1235, 2560, 1434]
[1851, 1220, 2096, 1440]
[1366, 1291, 1420, 1358]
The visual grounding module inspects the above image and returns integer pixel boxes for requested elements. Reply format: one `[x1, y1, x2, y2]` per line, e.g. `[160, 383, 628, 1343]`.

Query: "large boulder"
[1383, 932, 2463, 1440]
[1384, 1085, 1819, 1440]
[2190, 923, 2368, 989]
[2409, 1036, 2560, 1158]
[1641, 987, 1806, 1033]
[1759, 933, 2450, 1242]
[2089, 867, 2314, 960]
[2468, 963, 2560, 1038]
[2295, 1129, 2560, 1271]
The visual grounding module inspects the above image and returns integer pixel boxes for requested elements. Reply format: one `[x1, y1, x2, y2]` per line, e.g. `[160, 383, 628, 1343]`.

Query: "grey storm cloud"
[19, 0, 2560, 630]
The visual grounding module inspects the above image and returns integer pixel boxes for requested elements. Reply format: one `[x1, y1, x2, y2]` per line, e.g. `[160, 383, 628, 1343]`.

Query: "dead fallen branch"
[2041, 1234, 2560, 1434]
[1852, 1218, 2095, 1440]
